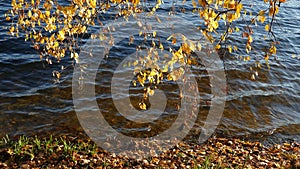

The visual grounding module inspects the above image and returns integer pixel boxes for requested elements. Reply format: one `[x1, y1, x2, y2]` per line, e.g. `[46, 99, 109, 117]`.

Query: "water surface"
[0, 0, 299, 145]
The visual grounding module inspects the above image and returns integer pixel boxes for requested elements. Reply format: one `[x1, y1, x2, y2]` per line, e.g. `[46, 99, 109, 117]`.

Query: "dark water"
[0, 0, 299, 145]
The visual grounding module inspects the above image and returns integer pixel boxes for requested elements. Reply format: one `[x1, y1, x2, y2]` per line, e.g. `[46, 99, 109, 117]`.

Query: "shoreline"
[0, 133, 299, 168]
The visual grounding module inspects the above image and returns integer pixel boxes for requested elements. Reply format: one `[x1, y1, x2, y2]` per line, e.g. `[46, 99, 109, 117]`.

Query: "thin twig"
[268, 0, 277, 41]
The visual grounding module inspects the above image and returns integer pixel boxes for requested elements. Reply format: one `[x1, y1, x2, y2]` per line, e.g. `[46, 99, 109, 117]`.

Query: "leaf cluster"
[5, 0, 288, 105]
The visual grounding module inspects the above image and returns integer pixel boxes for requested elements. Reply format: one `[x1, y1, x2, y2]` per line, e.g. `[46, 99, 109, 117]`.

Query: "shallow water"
[0, 0, 299, 145]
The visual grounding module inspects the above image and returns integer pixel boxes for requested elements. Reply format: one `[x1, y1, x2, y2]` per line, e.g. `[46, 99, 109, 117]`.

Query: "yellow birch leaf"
[148, 89, 154, 96]
[248, 36, 253, 43]
[163, 65, 169, 72]
[259, 15, 266, 23]
[159, 43, 164, 50]
[258, 10, 265, 16]
[264, 54, 269, 60]
[228, 45, 232, 53]
[269, 46, 276, 55]
[265, 24, 269, 31]
[197, 42, 202, 51]
[192, 0, 197, 7]
[87, 0, 97, 8]
[53, 41, 59, 48]
[269, 5, 279, 16]
[222, 13, 226, 20]
[244, 56, 250, 61]
[139, 102, 147, 110]
[133, 60, 138, 66]
[215, 44, 221, 50]
[233, 46, 238, 51]
[167, 34, 173, 41]
[153, 31, 156, 37]
[189, 41, 196, 52]
[28, 10, 32, 18]
[236, 3, 243, 14]
[172, 37, 177, 44]
[251, 74, 255, 80]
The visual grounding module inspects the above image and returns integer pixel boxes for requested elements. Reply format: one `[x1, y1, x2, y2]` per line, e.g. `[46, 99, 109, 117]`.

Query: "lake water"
[0, 0, 299, 145]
